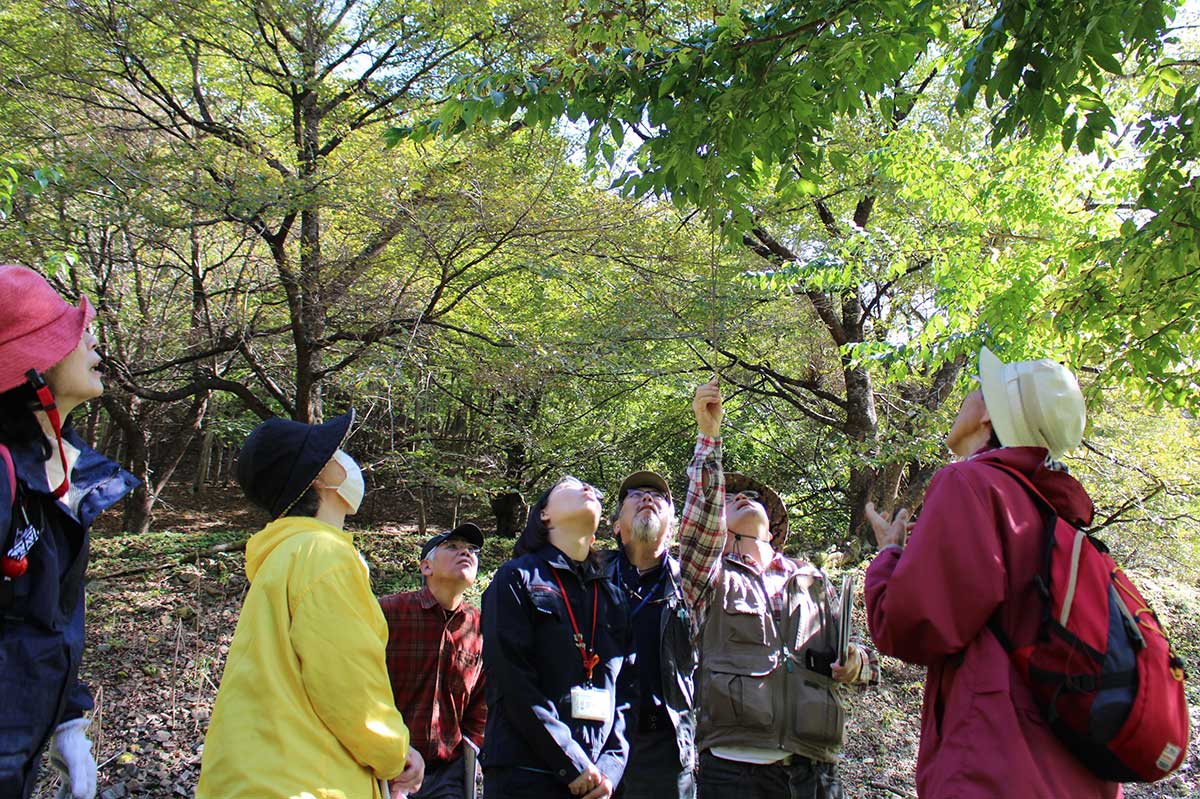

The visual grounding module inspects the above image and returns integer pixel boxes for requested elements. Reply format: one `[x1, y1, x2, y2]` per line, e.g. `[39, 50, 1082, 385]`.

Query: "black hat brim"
[421, 522, 485, 559]
[238, 410, 355, 519]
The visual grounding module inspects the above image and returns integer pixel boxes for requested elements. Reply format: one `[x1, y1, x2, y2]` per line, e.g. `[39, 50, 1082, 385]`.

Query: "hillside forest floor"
[29, 483, 1200, 799]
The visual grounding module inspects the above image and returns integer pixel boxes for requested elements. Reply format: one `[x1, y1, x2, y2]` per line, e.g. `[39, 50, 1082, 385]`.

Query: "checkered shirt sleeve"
[678, 434, 725, 626]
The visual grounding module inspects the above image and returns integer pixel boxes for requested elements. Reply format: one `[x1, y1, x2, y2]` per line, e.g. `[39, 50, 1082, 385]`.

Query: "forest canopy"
[0, 0, 1196, 566]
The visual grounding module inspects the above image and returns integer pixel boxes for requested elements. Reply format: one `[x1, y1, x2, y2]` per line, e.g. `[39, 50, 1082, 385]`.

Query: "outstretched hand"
[693, 377, 723, 438]
[865, 502, 912, 550]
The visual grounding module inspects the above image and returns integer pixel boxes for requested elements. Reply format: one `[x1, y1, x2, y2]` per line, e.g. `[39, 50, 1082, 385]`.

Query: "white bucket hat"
[977, 346, 1086, 460]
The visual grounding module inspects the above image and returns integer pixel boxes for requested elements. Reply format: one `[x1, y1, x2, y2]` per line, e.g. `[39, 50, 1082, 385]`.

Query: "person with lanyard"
[679, 379, 878, 799]
[379, 522, 488, 799]
[0, 264, 138, 799]
[197, 411, 424, 799]
[479, 476, 638, 799]
[604, 471, 697, 799]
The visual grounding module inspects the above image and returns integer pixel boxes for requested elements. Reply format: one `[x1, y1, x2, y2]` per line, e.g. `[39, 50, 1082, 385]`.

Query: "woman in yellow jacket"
[197, 410, 423, 799]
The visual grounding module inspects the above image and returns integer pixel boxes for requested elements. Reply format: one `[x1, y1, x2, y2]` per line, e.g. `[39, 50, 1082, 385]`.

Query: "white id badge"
[570, 685, 609, 722]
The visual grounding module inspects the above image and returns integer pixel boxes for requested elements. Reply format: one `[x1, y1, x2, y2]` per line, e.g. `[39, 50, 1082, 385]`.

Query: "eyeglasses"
[555, 475, 604, 500]
[436, 540, 480, 556]
[724, 490, 761, 504]
[625, 488, 669, 504]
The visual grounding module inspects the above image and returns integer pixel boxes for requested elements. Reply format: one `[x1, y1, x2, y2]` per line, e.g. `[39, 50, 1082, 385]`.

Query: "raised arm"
[678, 379, 727, 624]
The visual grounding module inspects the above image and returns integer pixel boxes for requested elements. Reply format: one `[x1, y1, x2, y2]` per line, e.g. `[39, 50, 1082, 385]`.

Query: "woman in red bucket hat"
[0, 264, 137, 799]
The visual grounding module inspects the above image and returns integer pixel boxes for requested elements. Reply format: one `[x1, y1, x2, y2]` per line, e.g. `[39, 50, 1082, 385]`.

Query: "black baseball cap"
[420, 522, 485, 560]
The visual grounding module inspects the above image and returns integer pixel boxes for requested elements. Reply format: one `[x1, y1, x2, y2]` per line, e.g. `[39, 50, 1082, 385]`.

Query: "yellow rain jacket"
[197, 517, 410, 799]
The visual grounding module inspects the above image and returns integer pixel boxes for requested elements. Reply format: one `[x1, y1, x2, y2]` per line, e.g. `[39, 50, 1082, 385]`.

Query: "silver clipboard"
[837, 572, 857, 664]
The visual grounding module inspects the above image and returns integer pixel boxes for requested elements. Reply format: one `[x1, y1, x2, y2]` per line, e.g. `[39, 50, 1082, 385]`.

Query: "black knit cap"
[237, 409, 355, 519]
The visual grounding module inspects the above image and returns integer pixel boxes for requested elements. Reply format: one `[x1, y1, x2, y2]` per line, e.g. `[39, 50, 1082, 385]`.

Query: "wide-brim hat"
[421, 522, 485, 560]
[978, 346, 1085, 460]
[725, 472, 789, 547]
[615, 470, 673, 508]
[237, 409, 355, 519]
[0, 265, 95, 393]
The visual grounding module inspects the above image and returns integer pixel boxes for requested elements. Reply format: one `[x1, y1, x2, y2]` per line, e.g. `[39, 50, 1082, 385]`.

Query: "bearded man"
[605, 471, 698, 799]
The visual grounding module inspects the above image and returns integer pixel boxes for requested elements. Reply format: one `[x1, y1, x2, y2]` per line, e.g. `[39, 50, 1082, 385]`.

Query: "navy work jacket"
[603, 549, 697, 774]
[0, 429, 136, 798]
[480, 544, 638, 788]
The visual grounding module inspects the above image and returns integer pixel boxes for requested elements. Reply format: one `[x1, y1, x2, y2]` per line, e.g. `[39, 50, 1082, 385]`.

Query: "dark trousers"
[412, 756, 468, 799]
[617, 726, 695, 799]
[697, 751, 843, 799]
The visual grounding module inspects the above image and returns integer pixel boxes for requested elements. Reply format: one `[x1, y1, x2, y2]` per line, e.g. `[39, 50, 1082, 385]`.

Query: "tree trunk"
[102, 395, 153, 535]
[294, 16, 325, 424]
[490, 492, 528, 539]
[194, 429, 214, 494]
[846, 463, 878, 550]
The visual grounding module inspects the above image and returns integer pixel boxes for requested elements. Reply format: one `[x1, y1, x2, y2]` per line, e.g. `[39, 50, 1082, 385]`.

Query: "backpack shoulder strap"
[979, 459, 1058, 515]
[976, 459, 1062, 654]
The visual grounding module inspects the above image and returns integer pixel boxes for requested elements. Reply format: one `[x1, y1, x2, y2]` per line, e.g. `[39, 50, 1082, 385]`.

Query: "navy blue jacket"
[604, 550, 697, 775]
[480, 544, 638, 788]
[0, 429, 136, 798]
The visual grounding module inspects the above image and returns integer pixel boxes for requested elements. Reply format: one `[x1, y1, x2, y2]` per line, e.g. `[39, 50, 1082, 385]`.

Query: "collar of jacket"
[606, 548, 684, 601]
[535, 543, 605, 582]
[7, 426, 138, 527]
[968, 444, 1094, 527]
[721, 547, 798, 578]
[416, 585, 440, 610]
[415, 584, 465, 616]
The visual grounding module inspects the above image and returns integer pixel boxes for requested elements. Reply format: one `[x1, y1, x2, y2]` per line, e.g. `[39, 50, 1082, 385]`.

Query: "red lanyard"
[550, 568, 600, 682]
[26, 370, 69, 498]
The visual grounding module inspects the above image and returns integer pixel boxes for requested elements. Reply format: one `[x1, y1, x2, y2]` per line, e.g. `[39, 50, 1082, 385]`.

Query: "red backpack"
[986, 462, 1190, 782]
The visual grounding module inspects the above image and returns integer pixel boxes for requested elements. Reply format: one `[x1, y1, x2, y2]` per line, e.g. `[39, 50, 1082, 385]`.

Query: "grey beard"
[630, 513, 660, 545]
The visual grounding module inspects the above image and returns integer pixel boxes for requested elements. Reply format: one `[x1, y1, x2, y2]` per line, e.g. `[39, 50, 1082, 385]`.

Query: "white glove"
[49, 718, 97, 799]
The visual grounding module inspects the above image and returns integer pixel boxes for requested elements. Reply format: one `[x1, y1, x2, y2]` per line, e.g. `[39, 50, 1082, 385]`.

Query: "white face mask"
[318, 449, 364, 514]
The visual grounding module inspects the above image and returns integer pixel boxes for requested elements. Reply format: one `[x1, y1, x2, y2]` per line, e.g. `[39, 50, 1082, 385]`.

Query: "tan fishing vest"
[695, 555, 845, 762]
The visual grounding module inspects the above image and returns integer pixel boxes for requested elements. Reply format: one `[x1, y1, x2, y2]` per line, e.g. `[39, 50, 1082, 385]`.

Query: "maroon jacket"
[866, 446, 1122, 799]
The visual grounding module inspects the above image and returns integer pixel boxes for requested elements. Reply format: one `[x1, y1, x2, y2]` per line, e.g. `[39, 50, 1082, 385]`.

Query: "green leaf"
[1060, 113, 1077, 151]
[1077, 125, 1095, 154]
[1089, 49, 1124, 76]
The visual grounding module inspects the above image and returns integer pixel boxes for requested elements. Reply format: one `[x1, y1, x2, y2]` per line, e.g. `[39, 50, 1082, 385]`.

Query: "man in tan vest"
[677, 379, 876, 799]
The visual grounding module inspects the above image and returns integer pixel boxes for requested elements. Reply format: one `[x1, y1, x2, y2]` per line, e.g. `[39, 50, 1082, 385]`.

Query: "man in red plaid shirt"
[679, 379, 877, 799]
[380, 523, 488, 799]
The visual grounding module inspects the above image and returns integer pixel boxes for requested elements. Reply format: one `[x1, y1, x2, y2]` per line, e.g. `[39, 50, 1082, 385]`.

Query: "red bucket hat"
[0, 264, 95, 393]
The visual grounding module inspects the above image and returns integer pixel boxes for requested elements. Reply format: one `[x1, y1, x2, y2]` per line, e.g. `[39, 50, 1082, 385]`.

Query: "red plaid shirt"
[379, 587, 486, 762]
